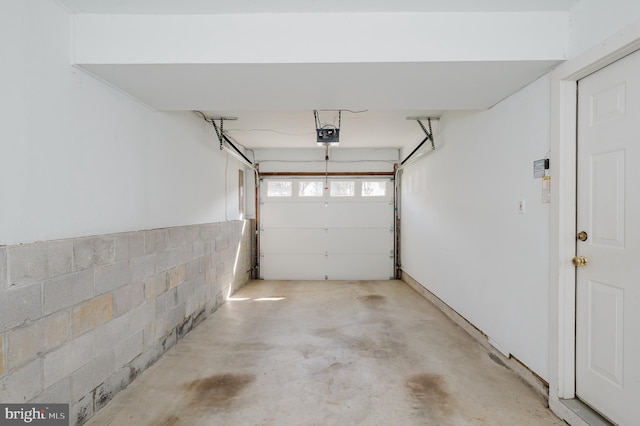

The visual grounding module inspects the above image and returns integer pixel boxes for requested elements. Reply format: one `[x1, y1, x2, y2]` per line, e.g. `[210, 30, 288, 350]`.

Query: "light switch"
[518, 199, 526, 214]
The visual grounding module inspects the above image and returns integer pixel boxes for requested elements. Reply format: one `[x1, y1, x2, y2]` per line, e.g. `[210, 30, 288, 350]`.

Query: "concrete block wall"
[0, 220, 253, 425]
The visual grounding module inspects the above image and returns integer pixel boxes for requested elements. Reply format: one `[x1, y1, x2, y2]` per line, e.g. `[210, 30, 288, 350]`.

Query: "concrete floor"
[87, 280, 563, 425]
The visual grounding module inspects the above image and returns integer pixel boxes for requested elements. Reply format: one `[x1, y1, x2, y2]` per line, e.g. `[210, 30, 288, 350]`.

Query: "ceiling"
[58, 0, 579, 150]
[79, 60, 558, 149]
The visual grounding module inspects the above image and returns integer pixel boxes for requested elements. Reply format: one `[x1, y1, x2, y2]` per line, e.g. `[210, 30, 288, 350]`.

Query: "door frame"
[549, 19, 640, 424]
[256, 172, 396, 281]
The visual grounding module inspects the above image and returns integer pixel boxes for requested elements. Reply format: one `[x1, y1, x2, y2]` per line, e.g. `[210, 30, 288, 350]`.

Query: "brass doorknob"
[572, 256, 588, 267]
[577, 231, 588, 242]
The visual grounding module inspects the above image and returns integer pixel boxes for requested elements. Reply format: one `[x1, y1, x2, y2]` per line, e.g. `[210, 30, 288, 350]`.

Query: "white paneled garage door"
[259, 177, 395, 280]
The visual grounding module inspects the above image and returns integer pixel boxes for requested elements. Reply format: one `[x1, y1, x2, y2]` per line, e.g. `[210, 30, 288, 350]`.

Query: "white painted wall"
[0, 0, 245, 246]
[568, 1, 640, 58]
[254, 148, 398, 174]
[400, 75, 551, 379]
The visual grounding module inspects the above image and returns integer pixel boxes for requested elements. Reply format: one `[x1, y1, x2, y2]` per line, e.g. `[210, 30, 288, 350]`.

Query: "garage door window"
[362, 181, 387, 197]
[330, 181, 355, 197]
[299, 181, 324, 197]
[267, 181, 292, 197]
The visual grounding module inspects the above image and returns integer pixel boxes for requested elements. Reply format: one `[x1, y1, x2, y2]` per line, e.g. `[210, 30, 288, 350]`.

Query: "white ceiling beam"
[72, 12, 568, 65]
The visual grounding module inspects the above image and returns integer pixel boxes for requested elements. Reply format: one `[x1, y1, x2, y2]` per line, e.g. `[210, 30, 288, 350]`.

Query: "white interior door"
[259, 177, 394, 280]
[576, 49, 640, 424]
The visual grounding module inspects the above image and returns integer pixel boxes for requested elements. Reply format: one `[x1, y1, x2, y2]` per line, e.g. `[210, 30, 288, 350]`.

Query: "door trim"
[259, 171, 395, 177]
[549, 19, 640, 425]
[257, 176, 395, 280]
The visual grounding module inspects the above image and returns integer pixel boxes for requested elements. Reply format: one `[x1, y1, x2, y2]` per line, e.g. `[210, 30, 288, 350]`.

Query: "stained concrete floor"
[87, 280, 564, 425]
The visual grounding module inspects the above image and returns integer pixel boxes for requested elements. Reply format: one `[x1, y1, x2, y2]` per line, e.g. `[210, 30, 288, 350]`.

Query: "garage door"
[259, 177, 395, 280]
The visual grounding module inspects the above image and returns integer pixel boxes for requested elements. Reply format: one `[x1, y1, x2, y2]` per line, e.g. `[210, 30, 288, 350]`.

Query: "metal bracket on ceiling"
[401, 117, 440, 166]
[205, 115, 254, 167]
[208, 116, 238, 149]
